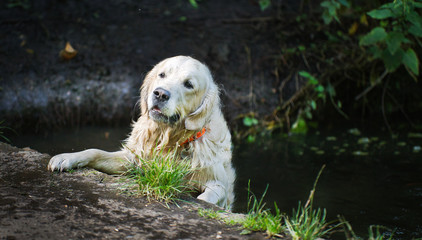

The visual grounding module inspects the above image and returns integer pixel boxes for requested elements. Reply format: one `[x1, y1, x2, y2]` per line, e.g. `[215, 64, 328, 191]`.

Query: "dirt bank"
[0, 142, 270, 239]
[0, 0, 296, 132]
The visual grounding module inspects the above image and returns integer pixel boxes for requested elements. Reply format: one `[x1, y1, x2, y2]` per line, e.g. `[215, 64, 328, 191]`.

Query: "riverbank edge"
[0, 142, 269, 239]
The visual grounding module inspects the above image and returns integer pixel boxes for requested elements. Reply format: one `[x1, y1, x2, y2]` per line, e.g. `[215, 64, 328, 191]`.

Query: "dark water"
[233, 130, 422, 240]
[10, 127, 422, 239]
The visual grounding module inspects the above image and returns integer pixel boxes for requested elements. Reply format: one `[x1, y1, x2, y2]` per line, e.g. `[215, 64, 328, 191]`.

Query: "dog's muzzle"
[149, 87, 180, 124]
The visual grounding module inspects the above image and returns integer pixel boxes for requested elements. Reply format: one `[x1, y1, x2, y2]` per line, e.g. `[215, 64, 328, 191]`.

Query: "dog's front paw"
[197, 190, 219, 205]
[48, 153, 80, 172]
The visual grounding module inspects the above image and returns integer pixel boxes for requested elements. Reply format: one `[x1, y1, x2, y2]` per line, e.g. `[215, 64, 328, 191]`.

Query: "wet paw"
[48, 153, 79, 172]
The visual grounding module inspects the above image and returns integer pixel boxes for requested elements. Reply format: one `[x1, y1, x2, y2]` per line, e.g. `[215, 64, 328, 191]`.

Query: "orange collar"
[179, 128, 207, 146]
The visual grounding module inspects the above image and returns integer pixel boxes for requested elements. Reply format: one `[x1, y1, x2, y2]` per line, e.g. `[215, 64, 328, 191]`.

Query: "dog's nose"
[153, 87, 171, 102]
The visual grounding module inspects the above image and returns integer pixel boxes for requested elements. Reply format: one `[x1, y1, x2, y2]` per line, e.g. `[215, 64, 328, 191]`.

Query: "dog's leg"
[48, 149, 130, 174]
[197, 180, 228, 207]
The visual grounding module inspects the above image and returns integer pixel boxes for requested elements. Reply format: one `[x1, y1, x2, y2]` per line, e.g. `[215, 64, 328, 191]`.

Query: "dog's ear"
[185, 82, 219, 130]
[140, 70, 154, 115]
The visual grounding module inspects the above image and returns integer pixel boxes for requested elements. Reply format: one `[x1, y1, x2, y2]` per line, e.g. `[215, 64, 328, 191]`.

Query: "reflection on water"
[11, 126, 129, 155]
[9, 126, 422, 239]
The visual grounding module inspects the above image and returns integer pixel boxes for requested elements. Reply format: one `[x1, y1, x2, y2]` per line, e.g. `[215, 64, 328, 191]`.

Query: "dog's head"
[140, 56, 219, 130]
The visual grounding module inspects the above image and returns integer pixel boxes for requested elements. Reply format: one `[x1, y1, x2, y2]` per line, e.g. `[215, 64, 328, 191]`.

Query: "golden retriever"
[48, 56, 235, 209]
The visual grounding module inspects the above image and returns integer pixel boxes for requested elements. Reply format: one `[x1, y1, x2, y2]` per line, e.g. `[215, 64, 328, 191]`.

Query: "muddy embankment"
[0, 142, 269, 239]
[0, 1, 300, 132]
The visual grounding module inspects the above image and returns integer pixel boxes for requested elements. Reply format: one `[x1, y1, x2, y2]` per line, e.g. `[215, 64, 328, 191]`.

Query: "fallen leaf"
[348, 22, 359, 35]
[26, 48, 34, 54]
[60, 42, 78, 60]
[360, 14, 368, 26]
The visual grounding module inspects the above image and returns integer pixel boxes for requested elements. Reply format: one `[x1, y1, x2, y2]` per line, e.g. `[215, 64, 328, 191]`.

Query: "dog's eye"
[184, 80, 194, 89]
[159, 72, 166, 78]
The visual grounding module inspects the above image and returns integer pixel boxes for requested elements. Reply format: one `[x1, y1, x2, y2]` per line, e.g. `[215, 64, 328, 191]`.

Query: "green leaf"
[315, 85, 325, 93]
[402, 48, 420, 76]
[243, 117, 258, 127]
[337, 0, 350, 8]
[409, 24, 422, 37]
[380, 3, 396, 9]
[369, 45, 383, 59]
[188, 0, 198, 8]
[320, 1, 341, 24]
[299, 71, 318, 85]
[406, 11, 422, 28]
[258, 0, 271, 11]
[381, 48, 404, 72]
[367, 9, 395, 19]
[326, 83, 336, 96]
[310, 100, 317, 110]
[320, 1, 332, 8]
[299, 71, 312, 78]
[322, 12, 333, 25]
[386, 32, 405, 54]
[359, 27, 387, 46]
[380, 20, 389, 28]
[291, 117, 308, 134]
[246, 135, 256, 143]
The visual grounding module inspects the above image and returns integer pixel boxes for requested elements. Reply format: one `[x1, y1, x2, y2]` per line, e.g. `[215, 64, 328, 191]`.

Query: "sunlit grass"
[241, 181, 283, 237]
[284, 165, 341, 240]
[196, 182, 283, 237]
[198, 208, 221, 219]
[284, 201, 340, 240]
[125, 147, 194, 204]
[242, 165, 340, 239]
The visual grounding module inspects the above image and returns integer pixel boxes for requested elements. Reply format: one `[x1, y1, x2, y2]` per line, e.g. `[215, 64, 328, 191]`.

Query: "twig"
[278, 72, 293, 103]
[329, 86, 349, 120]
[280, 83, 310, 110]
[301, 52, 311, 70]
[355, 69, 388, 101]
[304, 164, 325, 209]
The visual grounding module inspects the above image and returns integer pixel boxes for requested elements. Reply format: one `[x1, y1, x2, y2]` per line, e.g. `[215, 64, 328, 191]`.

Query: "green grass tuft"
[126, 147, 194, 204]
[284, 201, 340, 240]
[241, 181, 283, 237]
[239, 165, 340, 239]
[284, 165, 341, 240]
[198, 208, 221, 219]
